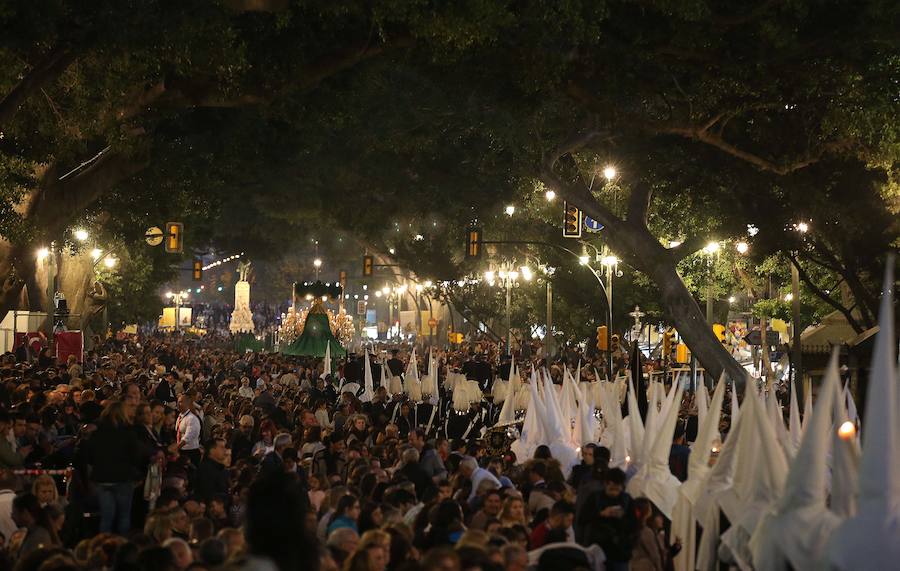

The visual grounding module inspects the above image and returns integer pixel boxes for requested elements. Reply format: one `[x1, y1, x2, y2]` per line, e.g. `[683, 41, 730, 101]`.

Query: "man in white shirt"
[460, 456, 501, 501]
[173, 393, 202, 466]
[0, 471, 17, 546]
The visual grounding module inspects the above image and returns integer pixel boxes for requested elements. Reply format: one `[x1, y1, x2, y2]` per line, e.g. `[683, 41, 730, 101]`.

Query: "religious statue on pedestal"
[230, 259, 255, 334]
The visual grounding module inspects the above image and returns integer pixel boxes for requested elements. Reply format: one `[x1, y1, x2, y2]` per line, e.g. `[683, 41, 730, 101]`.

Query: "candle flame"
[838, 421, 856, 440]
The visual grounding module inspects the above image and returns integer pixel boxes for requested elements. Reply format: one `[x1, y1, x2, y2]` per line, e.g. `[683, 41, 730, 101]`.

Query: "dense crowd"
[0, 333, 693, 571]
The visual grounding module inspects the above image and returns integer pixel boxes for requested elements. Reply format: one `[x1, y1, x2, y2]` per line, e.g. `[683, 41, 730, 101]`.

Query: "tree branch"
[0, 43, 79, 129]
[669, 234, 709, 262]
[788, 253, 865, 333]
[118, 34, 413, 120]
[626, 182, 652, 227]
[31, 150, 150, 237]
[565, 81, 839, 176]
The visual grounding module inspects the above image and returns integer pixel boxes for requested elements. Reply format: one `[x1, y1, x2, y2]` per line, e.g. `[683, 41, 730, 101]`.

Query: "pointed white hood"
[830, 372, 860, 519]
[789, 379, 802, 452]
[750, 349, 842, 570]
[828, 258, 900, 569]
[672, 377, 726, 571]
[323, 341, 332, 377]
[627, 382, 685, 519]
[626, 377, 645, 463]
[497, 362, 518, 425]
[360, 350, 375, 402]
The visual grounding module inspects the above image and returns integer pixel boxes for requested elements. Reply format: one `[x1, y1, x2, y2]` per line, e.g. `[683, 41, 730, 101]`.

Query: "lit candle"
[838, 421, 856, 440]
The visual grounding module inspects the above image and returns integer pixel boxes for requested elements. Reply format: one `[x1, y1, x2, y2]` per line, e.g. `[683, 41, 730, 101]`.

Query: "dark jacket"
[195, 458, 230, 502]
[154, 381, 176, 404]
[399, 462, 433, 500]
[86, 420, 142, 483]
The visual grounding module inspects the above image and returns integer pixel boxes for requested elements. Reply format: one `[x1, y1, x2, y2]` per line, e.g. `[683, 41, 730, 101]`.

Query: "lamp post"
[487, 262, 520, 356]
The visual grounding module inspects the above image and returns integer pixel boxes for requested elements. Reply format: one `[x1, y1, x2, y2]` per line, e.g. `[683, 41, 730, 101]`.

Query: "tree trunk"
[540, 157, 748, 388]
[640, 253, 749, 385]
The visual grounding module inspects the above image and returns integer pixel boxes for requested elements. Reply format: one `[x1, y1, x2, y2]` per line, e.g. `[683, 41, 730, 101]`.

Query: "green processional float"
[280, 281, 348, 358]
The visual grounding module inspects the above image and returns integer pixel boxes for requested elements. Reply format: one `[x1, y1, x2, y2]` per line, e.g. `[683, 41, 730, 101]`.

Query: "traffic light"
[610, 333, 620, 354]
[596, 325, 608, 351]
[662, 329, 674, 361]
[676, 342, 690, 363]
[362, 255, 374, 277]
[165, 222, 183, 253]
[563, 202, 582, 238]
[192, 258, 202, 281]
[465, 226, 482, 258]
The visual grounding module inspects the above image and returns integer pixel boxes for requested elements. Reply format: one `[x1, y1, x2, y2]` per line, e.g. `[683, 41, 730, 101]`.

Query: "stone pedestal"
[229, 281, 255, 333]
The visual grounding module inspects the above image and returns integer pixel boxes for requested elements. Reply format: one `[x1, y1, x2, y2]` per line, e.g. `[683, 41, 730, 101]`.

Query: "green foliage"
[752, 298, 792, 322]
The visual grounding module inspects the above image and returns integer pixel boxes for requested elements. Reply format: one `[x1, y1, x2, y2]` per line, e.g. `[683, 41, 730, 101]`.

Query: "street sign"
[584, 216, 604, 232]
[145, 226, 164, 246]
[428, 317, 438, 330]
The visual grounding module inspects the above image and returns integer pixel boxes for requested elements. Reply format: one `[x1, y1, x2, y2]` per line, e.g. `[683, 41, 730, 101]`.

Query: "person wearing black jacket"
[386, 350, 405, 377]
[195, 438, 231, 503]
[154, 373, 177, 404]
[85, 400, 142, 534]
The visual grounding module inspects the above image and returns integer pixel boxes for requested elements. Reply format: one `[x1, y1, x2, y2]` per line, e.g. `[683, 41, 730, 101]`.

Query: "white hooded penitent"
[827, 257, 900, 570]
[750, 348, 841, 570]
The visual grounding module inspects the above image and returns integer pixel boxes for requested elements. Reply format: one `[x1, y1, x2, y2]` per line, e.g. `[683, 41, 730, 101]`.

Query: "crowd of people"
[0, 332, 694, 571]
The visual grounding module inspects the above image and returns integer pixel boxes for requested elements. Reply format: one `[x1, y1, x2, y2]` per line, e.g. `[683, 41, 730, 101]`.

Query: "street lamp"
[103, 256, 117, 269]
[505, 205, 516, 216]
[492, 261, 522, 356]
[736, 241, 749, 254]
[90, 248, 102, 261]
[73, 229, 89, 242]
[579, 255, 590, 265]
[603, 166, 617, 181]
[704, 241, 721, 254]
[545, 190, 556, 201]
[36, 247, 50, 260]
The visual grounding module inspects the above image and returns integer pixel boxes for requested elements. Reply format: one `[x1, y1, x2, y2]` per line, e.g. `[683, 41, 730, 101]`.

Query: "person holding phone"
[577, 468, 636, 571]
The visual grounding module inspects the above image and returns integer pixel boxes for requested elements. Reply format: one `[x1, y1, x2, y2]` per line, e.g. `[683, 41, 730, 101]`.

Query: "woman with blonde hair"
[499, 496, 528, 528]
[32, 474, 61, 507]
[359, 529, 391, 564]
[143, 508, 174, 543]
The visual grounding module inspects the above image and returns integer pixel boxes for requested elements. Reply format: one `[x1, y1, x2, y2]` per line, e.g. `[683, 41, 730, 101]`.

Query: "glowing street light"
[578, 255, 590, 266]
[91, 248, 102, 261]
[505, 205, 515, 216]
[484, 270, 496, 282]
[36, 247, 50, 260]
[103, 256, 117, 269]
[601, 255, 619, 267]
[784, 293, 794, 302]
[545, 189, 556, 201]
[728, 296, 736, 304]
[375, 291, 382, 298]
[704, 241, 721, 254]
[313, 258, 322, 268]
[795, 221, 809, 233]
[520, 266, 533, 281]
[736, 241, 749, 254]
[603, 166, 617, 181]
[73, 229, 89, 242]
